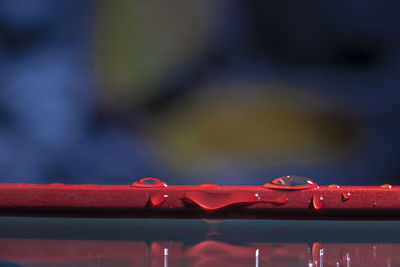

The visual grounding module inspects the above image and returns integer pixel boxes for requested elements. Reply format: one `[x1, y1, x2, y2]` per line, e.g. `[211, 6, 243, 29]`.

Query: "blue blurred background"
[0, 0, 399, 186]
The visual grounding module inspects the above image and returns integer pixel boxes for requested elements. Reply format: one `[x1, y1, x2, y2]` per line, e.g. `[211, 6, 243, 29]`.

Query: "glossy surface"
[1, 218, 400, 267]
[2, 239, 399, 267]
[2, 179, 400, 219]
[1, 185, 400, 219]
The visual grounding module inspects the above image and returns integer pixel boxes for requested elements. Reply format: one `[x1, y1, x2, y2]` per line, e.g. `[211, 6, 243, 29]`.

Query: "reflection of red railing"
[0, 177, 400, 219]
[1, 238, 400, 267]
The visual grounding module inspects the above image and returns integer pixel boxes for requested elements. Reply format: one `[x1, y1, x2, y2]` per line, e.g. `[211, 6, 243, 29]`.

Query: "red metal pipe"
[0, 176, 398, 219]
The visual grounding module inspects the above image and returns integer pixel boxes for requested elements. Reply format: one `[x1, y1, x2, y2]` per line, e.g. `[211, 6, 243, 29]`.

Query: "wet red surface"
[1, 177, 400, 219]
[183, 191, 288, 210]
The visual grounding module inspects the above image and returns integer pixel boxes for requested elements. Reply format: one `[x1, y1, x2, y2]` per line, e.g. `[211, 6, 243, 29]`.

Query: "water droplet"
[381, 184, 393, 189]
[200, 184, 222, 189]
[329, 184, 341, 189]
[263, 175, 319, 190]
[373, 202, 377, 207]
[183, 191, 288, 210]
[312, 194, 325, 210]
[342, 192, 351, 201]
[150, 193, 168, 208]
[131, 178, 168, 188]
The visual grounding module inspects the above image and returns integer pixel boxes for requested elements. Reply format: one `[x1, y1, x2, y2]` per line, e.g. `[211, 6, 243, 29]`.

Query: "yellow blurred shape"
[150, 84, 359, 173]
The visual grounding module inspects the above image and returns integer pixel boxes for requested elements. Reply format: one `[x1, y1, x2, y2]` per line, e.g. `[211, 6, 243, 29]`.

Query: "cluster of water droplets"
[130, 176, 396, 211]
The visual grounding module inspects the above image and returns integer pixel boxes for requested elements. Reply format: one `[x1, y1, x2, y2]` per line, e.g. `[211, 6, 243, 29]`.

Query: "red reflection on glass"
[1, 238, 399, 267]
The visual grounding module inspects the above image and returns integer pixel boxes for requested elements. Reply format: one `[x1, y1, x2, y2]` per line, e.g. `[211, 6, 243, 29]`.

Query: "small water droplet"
[381, 184, 393, 189]
[329, 184, 341, 189]
[150, 193, 168, 208]
[373, 202, 377, 207]
[342, 192, 351, 201]
[312, 194, 325, 210]
[263, 175, 318, 190]
[131, 178, 168, 188]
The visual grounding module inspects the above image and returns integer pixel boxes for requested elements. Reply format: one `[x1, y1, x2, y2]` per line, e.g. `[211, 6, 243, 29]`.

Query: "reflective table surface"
[0, 217, 400, 266]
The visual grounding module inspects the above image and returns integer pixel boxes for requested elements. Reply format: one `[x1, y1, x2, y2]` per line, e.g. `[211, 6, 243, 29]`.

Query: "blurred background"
[0, 0, 399, 186]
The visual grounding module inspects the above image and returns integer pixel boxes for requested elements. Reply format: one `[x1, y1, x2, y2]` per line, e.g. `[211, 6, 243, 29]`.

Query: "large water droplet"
[312, 194, 325, 210]
[263, 175, 318, 190]
[342, 192, 351, 201]
[329, 184, 341, 189]
[131, 178, 168, 188]
[150, 193, 168, 208]
[381, 184, 392, 189]
[183, 191, 288, 210]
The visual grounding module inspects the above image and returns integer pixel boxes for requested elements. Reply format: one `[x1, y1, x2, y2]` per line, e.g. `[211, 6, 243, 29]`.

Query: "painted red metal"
[0, 177, 399, 219]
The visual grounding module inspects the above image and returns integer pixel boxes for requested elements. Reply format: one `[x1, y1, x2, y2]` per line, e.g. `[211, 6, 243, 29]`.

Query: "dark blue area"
[0, 1, 399, 185]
